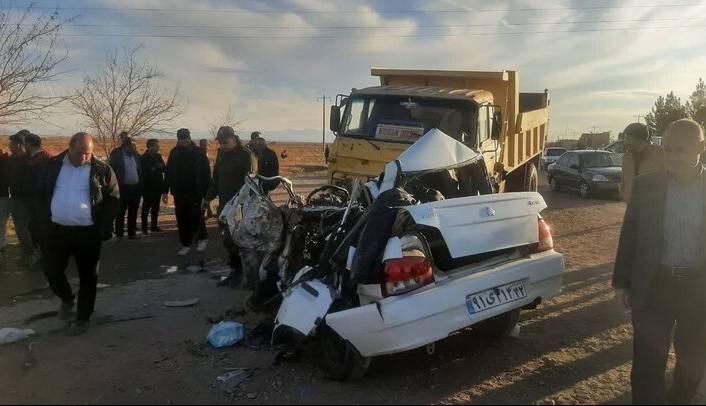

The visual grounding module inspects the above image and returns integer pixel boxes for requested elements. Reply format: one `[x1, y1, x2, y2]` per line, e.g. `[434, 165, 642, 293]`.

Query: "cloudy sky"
[6, 0, 706, 142]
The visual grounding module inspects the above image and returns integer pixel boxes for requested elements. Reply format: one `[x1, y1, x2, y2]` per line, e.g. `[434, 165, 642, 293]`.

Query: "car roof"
[570, 150, 612, 154]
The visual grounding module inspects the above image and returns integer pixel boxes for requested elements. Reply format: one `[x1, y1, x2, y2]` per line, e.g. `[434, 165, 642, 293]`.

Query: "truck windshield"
[342, 95, 474, 143]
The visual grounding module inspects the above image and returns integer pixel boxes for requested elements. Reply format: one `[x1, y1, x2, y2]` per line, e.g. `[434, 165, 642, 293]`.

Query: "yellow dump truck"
[327, 68, 549, 192]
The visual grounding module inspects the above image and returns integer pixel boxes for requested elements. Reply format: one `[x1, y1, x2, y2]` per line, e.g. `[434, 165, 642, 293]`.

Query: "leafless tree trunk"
[207, 104, 245, 138]
[72, 46, 182, 154]
[0, 5, 71, 125]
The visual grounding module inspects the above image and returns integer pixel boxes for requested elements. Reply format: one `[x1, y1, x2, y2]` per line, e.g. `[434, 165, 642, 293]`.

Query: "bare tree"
[72, 46, 182, 152]
[0, 5, 71, 125]
[207, 104, 246, 138]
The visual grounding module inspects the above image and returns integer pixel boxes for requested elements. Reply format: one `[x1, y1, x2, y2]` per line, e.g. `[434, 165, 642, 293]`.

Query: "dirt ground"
[0, 145, 701, 405]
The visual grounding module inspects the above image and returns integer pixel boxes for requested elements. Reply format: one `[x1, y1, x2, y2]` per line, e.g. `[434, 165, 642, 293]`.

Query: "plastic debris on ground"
[0, 328, 36, 345]
[216, 368, 253, 391]
[207, 321, 245, 348]
[164, 298, 200, 307]
[164, 266, 179, 275]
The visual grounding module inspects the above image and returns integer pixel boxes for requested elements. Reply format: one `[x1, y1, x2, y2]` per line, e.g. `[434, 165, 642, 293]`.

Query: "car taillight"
[382, 255, 434, 297]
[527, 218, 554, 254]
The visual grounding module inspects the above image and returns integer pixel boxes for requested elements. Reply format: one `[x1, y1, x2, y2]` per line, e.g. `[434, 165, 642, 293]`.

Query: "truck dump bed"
[371, 68, 549, 174]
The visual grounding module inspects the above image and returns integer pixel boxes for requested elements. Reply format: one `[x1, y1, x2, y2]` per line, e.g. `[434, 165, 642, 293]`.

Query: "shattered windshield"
[342, 95, 474, 142]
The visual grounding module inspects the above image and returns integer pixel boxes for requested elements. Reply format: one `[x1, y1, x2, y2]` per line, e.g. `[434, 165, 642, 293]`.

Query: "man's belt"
[659, 265, 703, 279]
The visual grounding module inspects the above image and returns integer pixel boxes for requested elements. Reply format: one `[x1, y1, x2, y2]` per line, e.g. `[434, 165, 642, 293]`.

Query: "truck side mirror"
[491, 111, 502, 140]
[330, 105, 341, 133]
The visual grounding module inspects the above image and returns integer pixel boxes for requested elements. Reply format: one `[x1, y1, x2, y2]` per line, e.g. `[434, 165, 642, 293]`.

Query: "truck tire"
[474, 309, 521, 338]
[317, 323, 371, 381]
[505, 163, 539, 192]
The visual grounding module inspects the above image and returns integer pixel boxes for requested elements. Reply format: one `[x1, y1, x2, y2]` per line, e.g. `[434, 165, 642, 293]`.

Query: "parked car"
[268, 129, 566, 380]
[540, 147, 569, 171]
[547, 150, 622, 198]
[604, 140, 625, 158]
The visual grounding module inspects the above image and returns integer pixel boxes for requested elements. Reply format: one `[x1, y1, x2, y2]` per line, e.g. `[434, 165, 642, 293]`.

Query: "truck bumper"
[325, 251, 565, 358]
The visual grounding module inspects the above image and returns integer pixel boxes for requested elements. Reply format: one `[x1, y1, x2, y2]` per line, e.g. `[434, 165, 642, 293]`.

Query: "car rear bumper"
[325, 251, 565, 358]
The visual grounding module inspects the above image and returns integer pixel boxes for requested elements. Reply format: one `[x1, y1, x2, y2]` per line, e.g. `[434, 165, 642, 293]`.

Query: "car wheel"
[474, 309, 521, 338]
[317, 323, 371, 381]
[549, 177, 560, 192]
[579, 181, 591, 198]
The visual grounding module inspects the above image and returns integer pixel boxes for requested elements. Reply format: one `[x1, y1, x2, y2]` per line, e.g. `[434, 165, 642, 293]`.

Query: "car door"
[566, 153, 581, 188]
[550, 154, 567, 185]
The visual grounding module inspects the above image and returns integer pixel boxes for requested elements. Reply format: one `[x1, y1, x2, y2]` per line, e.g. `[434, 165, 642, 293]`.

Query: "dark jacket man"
[42, 151, 121, 241]
[24, 138, 53, 250]
[207, 147, 251, 211]
[41, 133, 120, 336]
[108, 138, 143, 238]
[0, 149, 9, 199]
[254, 137, 279, 194]
[108, 143, 143, 188]
[166, 129, 211, 252]
[613, 119, 706, 405]
[140, 140, 167, 233]
[166, 142, 211, 202]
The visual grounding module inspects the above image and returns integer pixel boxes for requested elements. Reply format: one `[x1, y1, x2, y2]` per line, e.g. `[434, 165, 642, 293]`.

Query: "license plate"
[466, 279, 528, 315]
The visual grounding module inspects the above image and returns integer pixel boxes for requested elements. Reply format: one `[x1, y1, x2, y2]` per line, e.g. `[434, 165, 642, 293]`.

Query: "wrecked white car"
[272, 129, 565, 380]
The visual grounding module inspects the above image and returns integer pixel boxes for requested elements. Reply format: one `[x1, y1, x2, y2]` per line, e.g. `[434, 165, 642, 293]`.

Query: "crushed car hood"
[378, 128, 480, 194]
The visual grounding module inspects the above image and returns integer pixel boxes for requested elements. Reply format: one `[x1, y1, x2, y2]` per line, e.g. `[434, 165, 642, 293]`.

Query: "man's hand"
[616, 288, 630, 310]
[201, 199, 211, 213]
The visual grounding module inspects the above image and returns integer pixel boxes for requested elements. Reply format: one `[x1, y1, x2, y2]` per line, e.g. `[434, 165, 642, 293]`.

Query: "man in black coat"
[253, 135, 279, 194]
[108, 136, 143, 239]
[207, 126, 251, 287]
[613, 118, 706, 404]
[40, 132, 120, 336]
[140, 139, 167, 234]
[166, 128, 211, 256]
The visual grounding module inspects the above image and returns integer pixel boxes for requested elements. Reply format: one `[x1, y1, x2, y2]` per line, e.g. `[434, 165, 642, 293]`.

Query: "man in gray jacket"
[613, 118, 706, 404]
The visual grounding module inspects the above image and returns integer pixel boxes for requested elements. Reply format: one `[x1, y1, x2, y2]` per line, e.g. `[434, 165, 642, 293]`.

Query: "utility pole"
[633, 114, 643, 124]
[316, 94, 330, 153]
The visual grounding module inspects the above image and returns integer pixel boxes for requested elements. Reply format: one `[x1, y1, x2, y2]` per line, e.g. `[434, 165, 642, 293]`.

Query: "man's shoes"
[67, 320, 90, 336]
[128, 235, 138, 240]
[177, 246, 191, 256]
[58, 300, 75, 321]
[115, 235, 124, 240]
[196, 239, 208, 252]
[141, 228, 150, 236]
[151, 227, 164, 233]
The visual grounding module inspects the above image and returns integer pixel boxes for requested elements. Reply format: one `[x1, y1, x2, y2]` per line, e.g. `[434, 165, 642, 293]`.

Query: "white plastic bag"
[0, 328, 35, 345]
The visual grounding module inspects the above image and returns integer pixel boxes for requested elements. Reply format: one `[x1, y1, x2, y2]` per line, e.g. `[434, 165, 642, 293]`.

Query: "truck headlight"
[592, 174, 610, 182]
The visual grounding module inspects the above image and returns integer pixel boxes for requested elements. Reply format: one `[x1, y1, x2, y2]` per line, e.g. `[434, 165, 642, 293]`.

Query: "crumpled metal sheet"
[220, 177, 284, 253]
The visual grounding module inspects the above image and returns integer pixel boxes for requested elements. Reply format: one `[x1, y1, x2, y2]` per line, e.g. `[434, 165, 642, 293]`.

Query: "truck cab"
[327, 68, 549, 193]
[328, 85, 500, 186]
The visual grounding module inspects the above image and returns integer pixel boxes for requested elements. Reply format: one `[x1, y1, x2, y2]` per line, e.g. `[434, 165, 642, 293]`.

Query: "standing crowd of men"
[0, 127, 279, 335]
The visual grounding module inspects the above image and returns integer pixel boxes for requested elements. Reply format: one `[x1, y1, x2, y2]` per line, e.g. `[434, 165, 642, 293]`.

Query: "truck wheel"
[474, 309, 521, 338]
[504, 163, 539, 192]
[317, 323, 371, 381]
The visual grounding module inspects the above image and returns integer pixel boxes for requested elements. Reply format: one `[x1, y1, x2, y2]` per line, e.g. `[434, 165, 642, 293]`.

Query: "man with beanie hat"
[166, 128, 211, 256]
[621, 122, 665, 202]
